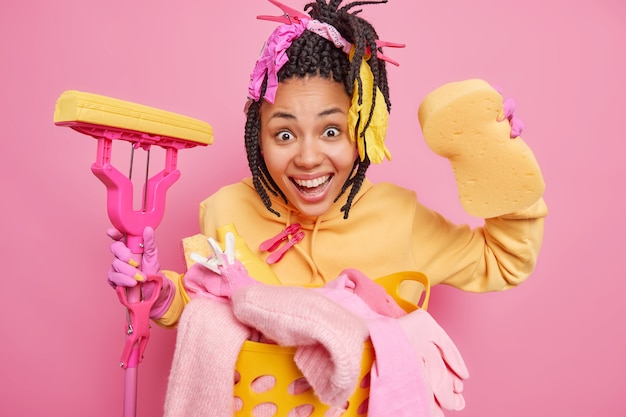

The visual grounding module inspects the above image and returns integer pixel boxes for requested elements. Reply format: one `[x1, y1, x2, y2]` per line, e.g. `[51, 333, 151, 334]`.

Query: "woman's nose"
[294, 138, 323, 168]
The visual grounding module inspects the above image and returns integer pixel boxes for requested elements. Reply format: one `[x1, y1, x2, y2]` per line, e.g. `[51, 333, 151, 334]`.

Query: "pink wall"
[2, 0, 625, 416]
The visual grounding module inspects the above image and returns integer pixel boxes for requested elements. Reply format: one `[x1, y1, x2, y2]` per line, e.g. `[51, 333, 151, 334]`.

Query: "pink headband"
[248, 0, 404, 104]
[248, 18, 351, 103]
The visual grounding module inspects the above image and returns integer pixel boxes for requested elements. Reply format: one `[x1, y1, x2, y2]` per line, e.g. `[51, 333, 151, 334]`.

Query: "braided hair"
[244, 0, 392, 219]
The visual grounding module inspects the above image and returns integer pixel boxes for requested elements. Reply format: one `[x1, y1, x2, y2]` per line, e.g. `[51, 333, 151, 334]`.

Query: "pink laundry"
[165, 259, 448, 417]
[317, 269, 430, 417]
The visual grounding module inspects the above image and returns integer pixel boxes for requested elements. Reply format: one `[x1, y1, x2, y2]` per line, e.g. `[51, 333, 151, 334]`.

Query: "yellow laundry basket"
[233, 271, 430, 417]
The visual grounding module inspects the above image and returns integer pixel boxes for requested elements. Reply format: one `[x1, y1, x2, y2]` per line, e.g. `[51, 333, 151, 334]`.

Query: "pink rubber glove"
[184, 233, 259, 303]
[107, 226, 174, 319]
[493, 84, 524, 138]
[398, 309, 470, 417]
[183, 256, 259, 303]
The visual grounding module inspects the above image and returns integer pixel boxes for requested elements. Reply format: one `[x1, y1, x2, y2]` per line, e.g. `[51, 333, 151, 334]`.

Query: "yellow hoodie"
[157, 177, 547, 328]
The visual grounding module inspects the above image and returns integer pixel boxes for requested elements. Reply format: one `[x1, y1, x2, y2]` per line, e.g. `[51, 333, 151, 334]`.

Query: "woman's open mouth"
[291, 175, 332, 196]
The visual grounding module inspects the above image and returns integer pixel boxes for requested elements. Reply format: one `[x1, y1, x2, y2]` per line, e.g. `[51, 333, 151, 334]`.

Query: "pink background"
[2, 0, 625, 416]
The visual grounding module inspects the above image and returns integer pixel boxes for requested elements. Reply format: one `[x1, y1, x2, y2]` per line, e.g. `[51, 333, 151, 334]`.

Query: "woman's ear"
[243, 99, 253, 114]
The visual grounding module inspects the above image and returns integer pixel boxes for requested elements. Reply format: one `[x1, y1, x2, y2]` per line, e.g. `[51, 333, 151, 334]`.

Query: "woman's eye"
[323, 127, 341, 138]
[276, 131, 294, 141]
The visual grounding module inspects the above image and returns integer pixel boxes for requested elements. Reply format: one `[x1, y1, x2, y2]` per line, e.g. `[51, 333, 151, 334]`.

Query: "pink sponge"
[418, 79, 545, 218]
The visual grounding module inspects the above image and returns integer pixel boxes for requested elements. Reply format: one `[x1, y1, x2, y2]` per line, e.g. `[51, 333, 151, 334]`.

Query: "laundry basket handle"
[374, 271, 430, 312]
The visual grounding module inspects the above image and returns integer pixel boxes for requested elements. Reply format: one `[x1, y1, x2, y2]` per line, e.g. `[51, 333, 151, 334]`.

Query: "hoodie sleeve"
[413, 197, 548, 292]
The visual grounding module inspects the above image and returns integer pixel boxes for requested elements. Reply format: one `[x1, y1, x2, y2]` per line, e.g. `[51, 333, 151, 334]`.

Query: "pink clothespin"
[266, 231, 305, 264]
[370, 40, 406, 66]
[259, 223, 301, 252]
[257, 0, 309, 24]
[115, 274, 163, 369]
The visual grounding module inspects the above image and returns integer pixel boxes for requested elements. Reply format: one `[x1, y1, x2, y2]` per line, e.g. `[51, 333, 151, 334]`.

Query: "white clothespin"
[190, 232, 236, 274]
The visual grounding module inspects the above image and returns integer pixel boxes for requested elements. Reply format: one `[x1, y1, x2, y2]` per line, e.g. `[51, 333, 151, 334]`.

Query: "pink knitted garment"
[164, 298, 251, 417]
[232, 284, 369, 411]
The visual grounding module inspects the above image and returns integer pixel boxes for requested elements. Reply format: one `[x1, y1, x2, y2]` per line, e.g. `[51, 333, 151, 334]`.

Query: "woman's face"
[260, 76, 356, 218]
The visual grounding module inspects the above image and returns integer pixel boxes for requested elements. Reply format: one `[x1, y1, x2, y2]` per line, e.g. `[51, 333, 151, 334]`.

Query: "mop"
[54, 90, 213, 417]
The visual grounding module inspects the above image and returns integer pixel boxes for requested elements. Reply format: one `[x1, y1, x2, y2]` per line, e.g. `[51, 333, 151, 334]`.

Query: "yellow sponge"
[418, 79, 545, 218]
[54, 90, 213, 145]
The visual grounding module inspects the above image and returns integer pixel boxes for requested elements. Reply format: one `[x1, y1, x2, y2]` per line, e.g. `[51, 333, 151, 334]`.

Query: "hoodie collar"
[242, 177, 373, 283]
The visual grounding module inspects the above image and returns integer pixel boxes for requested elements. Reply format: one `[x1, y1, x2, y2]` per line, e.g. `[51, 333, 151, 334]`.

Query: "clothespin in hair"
[257, 0, 309, 25]
[370, 40, 406, 66]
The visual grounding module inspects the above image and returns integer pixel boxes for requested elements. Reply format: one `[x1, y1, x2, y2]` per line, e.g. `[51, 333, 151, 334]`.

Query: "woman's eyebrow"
[318, 107, 346, 118]
[269, 107, 345, 121]
[269, 111, 297, 120]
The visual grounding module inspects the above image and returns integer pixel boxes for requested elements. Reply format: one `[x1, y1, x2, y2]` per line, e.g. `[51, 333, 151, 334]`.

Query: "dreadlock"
[244, 0, 392, 219]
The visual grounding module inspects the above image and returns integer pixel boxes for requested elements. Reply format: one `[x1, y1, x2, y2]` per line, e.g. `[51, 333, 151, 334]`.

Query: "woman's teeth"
[293, 175, 330, 189]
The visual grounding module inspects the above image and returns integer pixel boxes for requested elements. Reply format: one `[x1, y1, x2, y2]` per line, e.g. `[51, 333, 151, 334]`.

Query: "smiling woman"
[5, 0, 626, 413]
[260, 77, 356, 218]
[103, 0, 548, 416]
